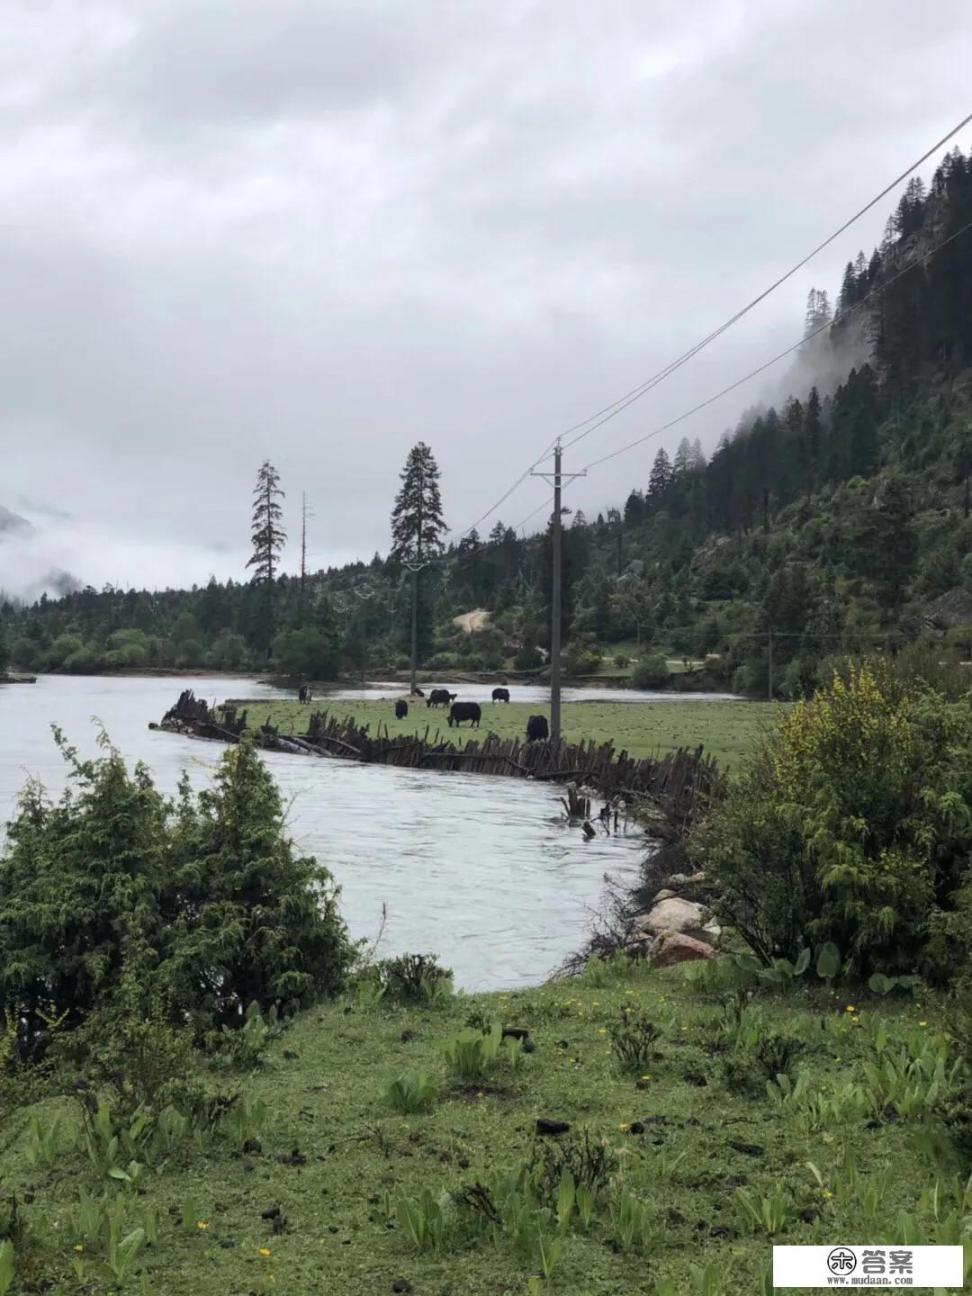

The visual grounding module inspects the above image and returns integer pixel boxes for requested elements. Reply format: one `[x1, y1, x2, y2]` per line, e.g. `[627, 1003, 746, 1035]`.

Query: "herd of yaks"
[295, 682, 550, 741]
[396, 686, 550, 741]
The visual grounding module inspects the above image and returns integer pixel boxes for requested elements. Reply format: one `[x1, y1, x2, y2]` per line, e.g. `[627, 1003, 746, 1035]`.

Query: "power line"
[445, 436, 559, 544]
[576, 213, 972, 475]
[558, 111, 972, 452]
[441, 112, 972, 545]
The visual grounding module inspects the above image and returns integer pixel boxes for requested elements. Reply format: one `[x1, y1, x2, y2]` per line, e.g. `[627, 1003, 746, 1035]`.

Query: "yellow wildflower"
[196, 1221, 209, 1231]
[73, 1244, 84, 1253]
[641, 1074, 651, 1081]
[820, 1189, 833, 1200]
[919, 1020, 927, 1028]
[845, 1005, 856, 1013]
[259, 1248, 272, 1257]
[597, 1027, 607, 1035]
[619, 1123, 630, 1132]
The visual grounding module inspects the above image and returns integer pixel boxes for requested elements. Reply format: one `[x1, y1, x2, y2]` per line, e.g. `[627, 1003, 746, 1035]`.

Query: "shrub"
[0, 734, 354, 1062]
[513, 644, 543, 671]
[631, 655, 670, 689]
[368, 954, 453, 1005]
[691, 663, 972, 981]
[610, 1009, 661, 1074]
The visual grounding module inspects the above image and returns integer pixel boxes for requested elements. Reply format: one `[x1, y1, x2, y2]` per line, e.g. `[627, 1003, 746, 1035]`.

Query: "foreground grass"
[2, 963, 964, 1295]
[229, 698, 780, 767]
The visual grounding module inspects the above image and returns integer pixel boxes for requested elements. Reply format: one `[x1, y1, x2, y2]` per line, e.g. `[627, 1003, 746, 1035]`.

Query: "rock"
[536, 1118, 571, 1136]
[636, 896, 704, 934]
[650, 933, 715, 968]
[652, 888, 677, 900]
[635, 897, 720, 947]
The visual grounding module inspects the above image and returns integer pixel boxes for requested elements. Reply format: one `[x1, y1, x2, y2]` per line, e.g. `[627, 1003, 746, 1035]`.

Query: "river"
[0, 674, 661, 991]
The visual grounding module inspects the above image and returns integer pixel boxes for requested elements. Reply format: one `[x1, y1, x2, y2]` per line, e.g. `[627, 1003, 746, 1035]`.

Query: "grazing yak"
[448, 701, 481, 728]
[526, 714, 549, 741]
[395, 699, 408, 720]
[491, 687, 511, 703]
[297, 685, 312, 703]
[427, 688, 457, 708]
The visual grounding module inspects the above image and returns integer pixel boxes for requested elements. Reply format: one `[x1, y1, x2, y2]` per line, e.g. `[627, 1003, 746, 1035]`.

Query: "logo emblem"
[827, 1247, 857, 1275]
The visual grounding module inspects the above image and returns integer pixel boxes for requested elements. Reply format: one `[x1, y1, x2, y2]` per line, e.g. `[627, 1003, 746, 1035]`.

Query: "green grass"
[0, 965, 962, 1295]
[229, 698, 782, 768]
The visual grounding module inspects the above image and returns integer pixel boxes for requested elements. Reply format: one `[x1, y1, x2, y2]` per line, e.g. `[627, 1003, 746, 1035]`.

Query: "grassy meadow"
[2, 961, 963, 1296]
[228, 697, 781, 768]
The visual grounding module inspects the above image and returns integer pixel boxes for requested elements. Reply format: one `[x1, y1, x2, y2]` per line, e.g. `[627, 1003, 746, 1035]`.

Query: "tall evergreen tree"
[673, 437, 693, 476]
[390, 442, 446, 563]
[804, 288, 832, 337]
[623, 490, 645, 528]
[805, 387, 823, 480]
[648, 448, 673, 503]
[246, 461, 286, 653]
[390, 443, 446, 686]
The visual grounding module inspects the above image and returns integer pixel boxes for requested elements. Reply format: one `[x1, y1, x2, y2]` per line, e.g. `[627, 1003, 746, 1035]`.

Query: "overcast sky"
[1, 0, 971, 597]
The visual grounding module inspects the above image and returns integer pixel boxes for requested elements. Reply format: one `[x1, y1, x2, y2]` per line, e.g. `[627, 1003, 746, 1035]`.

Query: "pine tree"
[623, 490, 645, 528]
[390, 443, 445, 687]
[852, 473, 917, 613]
[805, 387, 822, 480]
[246, 461, 286, 653]
[648, 448, 673, 502]
[390, 442, 446, 564]
[804, 288, 832, 337]
[673, 437, 692, 476]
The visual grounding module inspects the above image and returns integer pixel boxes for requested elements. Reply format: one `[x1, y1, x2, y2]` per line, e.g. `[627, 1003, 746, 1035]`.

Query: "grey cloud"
[1, 0, 971, 596]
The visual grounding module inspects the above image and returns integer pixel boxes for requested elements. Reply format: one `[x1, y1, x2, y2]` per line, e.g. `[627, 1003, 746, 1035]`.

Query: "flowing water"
[0, 674, 655, 990]
[278, 680, 741, 704]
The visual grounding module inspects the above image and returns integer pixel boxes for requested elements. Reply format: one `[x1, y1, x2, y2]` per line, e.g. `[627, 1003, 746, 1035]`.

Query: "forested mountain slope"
[3, 147, 972, 695]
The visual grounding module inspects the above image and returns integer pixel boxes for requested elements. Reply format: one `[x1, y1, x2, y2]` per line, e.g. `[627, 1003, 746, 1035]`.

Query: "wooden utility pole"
[532, 441, 585, 740]
[551, 442, 563, 739]
[299, 493, 309, 621]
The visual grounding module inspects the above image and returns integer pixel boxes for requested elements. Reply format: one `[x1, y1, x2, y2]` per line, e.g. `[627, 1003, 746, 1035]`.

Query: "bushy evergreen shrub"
[0, 733, 353, 1063]
[631, 655, 670, 689]
[692, 663, 972, 982]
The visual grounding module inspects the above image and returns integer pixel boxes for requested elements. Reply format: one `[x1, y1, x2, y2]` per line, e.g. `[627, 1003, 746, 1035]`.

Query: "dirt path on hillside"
[453, 608, 491, 634]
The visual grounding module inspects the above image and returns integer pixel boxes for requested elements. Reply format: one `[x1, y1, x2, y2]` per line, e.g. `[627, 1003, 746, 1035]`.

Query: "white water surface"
[1, 674, 650, 989]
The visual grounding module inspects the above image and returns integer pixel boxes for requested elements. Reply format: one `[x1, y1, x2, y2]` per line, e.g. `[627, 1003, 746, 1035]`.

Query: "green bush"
[367, 954, 453, 1005]
[691, 663, 972, 981]
[630, 655, 670, 689]
[513, 644, 543, 671]
[0, 734, 354, 1061]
